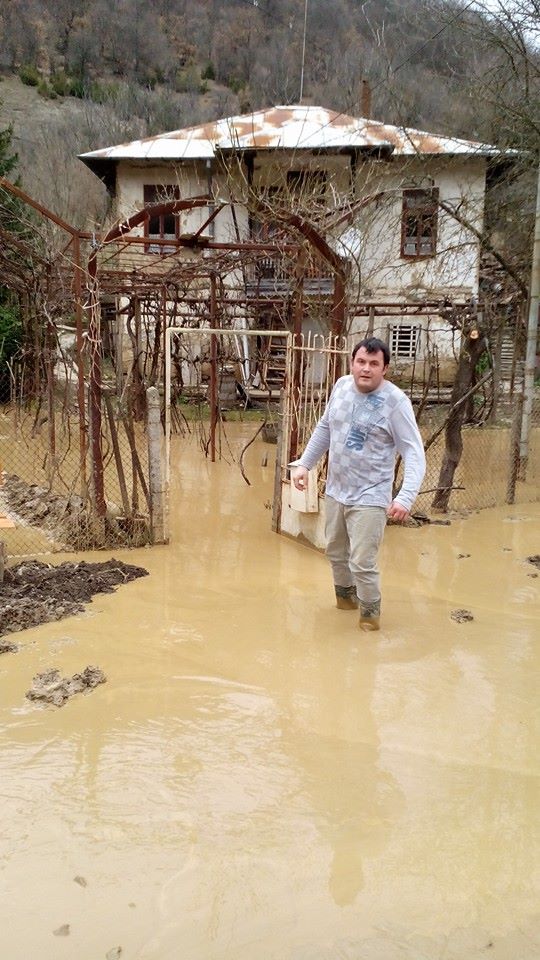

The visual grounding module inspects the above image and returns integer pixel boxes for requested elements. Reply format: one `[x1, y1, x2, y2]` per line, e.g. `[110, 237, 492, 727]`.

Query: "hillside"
[0, 0, 537, 231]
[0, 74, 109, 226]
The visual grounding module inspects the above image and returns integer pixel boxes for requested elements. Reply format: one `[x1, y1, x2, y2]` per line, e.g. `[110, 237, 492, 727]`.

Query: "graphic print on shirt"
[345, 393, 385, 451]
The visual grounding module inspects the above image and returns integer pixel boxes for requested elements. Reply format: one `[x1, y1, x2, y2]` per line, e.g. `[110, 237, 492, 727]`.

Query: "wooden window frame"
[401, 187, 439, 259]
[143, 184, 181, 253]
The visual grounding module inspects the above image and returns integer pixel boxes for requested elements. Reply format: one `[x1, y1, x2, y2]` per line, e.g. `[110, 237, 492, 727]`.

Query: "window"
[143, 184, 181, 253]
[251, 172, 327, 239]
[390, 324, 421, 359]
[401, 188, 438, 258]
[287, 170, 327, 209]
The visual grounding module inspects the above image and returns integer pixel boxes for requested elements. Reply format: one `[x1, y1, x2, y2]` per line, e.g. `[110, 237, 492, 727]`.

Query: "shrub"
[174, 65, 201, 93]
[201, 62, 216, 81]
[19, 65, 39, 87]
[0, 299, 22, 402]
[50, 72, 71, 97]
[88, 81, 110, 103]
[227, 76, 245, 94]
[68, 77, 87, 99]
[37, 80, 57, 99]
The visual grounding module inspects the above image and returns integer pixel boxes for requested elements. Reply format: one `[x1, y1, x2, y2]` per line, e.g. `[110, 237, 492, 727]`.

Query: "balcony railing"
[246, 253, 334, 295]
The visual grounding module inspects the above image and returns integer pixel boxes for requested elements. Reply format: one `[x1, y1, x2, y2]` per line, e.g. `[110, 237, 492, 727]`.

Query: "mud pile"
[26, 666, 106, 706]
[1, 473, 151, 549]
[1, 473, 84, 540]
[0, 558, 148, 637]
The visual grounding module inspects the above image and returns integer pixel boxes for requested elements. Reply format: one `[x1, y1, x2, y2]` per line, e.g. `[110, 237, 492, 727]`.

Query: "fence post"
[146, 386, 167, 543]
[73, 234, 88, 501]
[506, 390, 523, 504]
[519, 160, 540, 469]
[272, 391, 285, 534]
[87, 285, 106, 520]
[209, 274, 219, 462]
[489, 322, 504, 425]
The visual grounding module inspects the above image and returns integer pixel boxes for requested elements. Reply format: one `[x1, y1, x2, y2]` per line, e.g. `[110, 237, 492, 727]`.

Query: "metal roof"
[79, 104, 504, 172]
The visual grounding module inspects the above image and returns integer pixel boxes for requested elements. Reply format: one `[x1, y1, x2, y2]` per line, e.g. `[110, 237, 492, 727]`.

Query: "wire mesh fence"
[282, 333, 540, 517]
[2, 327, 538, 560]
[414, 416, 539, 515]
[1, 170, 537, 561]
[0, 365, 152, 559]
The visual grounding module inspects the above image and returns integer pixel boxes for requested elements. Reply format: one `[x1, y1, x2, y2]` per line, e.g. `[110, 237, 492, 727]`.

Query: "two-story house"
[79, 104, 505, 382]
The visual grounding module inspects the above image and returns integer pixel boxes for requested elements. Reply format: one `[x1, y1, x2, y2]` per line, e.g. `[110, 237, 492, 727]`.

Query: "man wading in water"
[291, 337, 426, 631]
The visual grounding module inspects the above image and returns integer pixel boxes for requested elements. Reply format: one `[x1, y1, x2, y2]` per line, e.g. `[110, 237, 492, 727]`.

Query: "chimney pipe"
[361, 78, 372, 119]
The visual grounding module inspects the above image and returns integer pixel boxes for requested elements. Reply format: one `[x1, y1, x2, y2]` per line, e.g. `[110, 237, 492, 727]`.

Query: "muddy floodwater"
[1, 426, 539, 960]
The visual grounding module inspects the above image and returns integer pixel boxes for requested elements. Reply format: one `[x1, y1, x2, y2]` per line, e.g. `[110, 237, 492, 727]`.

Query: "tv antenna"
[299, 0, 309, 101]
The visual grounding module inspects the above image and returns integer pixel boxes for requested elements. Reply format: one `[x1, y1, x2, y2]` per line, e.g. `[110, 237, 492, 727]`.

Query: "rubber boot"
[335, 585, 358, 610]
[359, 601, 380, 631]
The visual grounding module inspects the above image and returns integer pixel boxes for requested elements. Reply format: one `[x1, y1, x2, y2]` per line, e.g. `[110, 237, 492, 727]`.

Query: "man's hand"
[387, 501, 410, 523]
[291, 466, 309, 491]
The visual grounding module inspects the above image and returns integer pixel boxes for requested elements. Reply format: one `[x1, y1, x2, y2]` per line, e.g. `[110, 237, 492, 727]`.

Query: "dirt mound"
[451, 608, 474, 623]
[0, 558, 148, 637]
[0, 639, 17, 654]
[26, 666, 106, 707]
[1, 473, 151, 549]
[1, 473, 84, 540]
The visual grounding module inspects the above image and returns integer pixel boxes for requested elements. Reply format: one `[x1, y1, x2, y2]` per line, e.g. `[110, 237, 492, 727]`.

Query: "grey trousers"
[325, 496, 387, 606]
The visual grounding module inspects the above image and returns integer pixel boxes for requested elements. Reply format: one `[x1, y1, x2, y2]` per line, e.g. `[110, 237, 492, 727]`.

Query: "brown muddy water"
[1, 426, 539, 960]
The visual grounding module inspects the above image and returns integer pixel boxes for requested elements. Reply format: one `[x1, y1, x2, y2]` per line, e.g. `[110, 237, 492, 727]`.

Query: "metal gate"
[164, 327, 293, 539]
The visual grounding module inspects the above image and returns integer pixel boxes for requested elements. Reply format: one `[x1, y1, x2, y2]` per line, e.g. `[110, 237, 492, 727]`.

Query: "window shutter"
[401, 188, 439, 259]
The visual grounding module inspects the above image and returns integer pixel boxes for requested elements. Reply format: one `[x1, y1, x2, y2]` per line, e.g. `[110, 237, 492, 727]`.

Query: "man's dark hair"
[351, 337, 391, 366]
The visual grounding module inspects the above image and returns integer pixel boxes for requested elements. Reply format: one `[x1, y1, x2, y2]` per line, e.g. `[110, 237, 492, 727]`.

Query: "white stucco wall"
[351, 157, 485, 300]
[113, 160, 249, 244]
[110, 151, 486, 372]
[111, 153, 486, 304]
[251, 153, 352, 195]
[347, 312, 462, 367]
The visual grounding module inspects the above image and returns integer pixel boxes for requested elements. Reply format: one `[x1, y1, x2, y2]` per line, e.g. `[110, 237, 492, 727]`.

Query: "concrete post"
[146, 386, 167, 544]
[519, 161, 540, 466]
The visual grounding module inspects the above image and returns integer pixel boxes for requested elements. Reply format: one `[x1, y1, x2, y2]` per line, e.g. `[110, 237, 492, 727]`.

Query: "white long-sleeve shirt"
[295, 375, 426, 511]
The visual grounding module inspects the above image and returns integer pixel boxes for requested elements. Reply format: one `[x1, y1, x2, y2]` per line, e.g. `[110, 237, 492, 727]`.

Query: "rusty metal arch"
[88, 194, 348, 334]
[81, 193, 350, 512]
[94, 195, 213, 253]
[92, 195, 344, 267]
